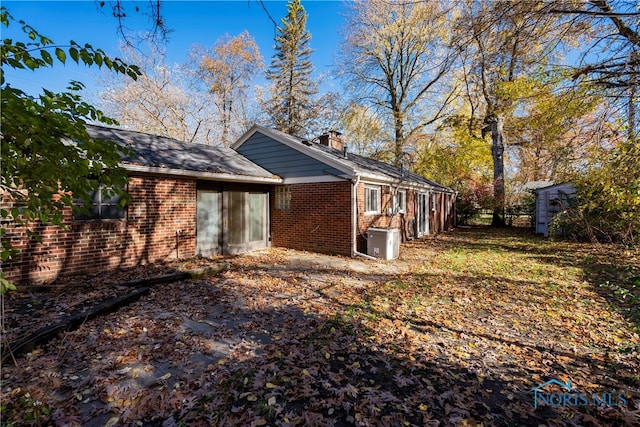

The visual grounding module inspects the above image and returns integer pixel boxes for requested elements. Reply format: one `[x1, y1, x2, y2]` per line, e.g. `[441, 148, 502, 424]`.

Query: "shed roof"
[523, 181, 555, 191]
[87, 125, 281, 183]
[531, 182, 576, 193]
[234, 125, 454, 193]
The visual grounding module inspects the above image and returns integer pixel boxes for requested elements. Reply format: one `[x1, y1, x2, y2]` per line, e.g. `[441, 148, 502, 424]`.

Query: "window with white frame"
[364, 185, 381, 214]
[395, 189, 407, 213]
[431, 193, 437, 211]
[275, 185, 291, 210]
[74, 186, 126, 220]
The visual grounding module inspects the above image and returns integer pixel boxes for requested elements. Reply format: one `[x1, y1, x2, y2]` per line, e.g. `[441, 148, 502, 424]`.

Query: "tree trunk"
[393, 107, 404, 166]
[629, 63, 637, 143]
[487, 114, 506, 227]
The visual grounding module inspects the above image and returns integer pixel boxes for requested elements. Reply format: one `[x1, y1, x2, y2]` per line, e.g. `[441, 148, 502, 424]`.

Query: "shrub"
[559, 141, 639, 245]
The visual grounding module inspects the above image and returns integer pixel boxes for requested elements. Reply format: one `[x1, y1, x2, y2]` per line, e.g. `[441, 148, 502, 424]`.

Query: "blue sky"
[2, 1, 346, 99]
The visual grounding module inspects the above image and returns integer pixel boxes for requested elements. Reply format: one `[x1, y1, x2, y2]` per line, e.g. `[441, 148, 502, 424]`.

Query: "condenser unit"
[367, 227, 400, 260]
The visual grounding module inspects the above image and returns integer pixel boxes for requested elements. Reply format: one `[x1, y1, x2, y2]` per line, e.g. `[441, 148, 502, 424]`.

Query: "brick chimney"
[318, 130, 344, 151]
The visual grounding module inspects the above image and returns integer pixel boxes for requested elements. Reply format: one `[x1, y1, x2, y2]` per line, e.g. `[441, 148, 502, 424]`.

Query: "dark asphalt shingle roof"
[86, 125, 278, 180]
[318, 143, 454, 193]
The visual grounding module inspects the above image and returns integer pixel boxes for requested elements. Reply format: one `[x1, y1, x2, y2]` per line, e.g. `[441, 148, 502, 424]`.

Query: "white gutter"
[122, 164, 283, 184]
[357, 173, 455, 193]
[352, 174, 377, 260]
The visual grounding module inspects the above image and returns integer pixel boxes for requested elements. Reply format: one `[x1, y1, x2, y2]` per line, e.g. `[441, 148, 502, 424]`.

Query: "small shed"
[533, 183, 576, 236]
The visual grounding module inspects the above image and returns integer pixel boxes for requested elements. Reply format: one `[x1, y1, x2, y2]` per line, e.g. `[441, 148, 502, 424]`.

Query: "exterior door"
[417, 192, 429, 236]
[197, 189, 268, 256]
[223, 191, 268, 254]
[196, 190, 221, 256]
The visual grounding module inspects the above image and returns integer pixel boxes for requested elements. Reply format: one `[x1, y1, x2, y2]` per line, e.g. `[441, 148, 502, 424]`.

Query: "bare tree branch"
[96, 0, 171, 46]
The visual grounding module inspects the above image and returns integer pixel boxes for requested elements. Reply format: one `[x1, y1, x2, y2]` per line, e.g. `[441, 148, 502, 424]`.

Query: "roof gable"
[233, 125, 356, 178]
[233, 128, 350, 179]
[234, 125, 454, 192]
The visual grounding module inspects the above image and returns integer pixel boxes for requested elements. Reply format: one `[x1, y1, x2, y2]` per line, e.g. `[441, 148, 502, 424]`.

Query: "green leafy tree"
[0, 7, 140, 292]
[542, 1, 639, 243]
[414, 110, 494, 224]
[508, 79, 601, 184]
[561, 139, 640, 244]
[265, 0, 317, 137]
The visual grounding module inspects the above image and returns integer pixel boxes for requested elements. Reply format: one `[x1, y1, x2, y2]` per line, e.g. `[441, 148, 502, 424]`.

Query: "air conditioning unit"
[367, 227, 400, 260]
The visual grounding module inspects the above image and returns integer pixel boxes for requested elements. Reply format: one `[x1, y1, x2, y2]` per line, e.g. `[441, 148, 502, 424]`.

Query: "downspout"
[352, 175, 377, 260]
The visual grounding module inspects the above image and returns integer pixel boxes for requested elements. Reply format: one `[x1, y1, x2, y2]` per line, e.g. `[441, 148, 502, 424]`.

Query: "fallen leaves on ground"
[1, 227, 639, 426]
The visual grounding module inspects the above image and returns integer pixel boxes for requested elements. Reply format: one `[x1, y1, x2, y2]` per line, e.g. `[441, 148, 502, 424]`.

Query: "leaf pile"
[1, 257, 218, 344]
[1, 227, 639, 426]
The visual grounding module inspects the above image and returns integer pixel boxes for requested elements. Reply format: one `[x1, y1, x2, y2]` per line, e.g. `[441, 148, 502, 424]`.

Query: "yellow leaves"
[240, 392, 258, 402]
[455, 346, 471, 359]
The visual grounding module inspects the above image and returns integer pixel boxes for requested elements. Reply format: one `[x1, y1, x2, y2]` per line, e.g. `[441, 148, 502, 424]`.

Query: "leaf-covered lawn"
[2, 227, 639, 426]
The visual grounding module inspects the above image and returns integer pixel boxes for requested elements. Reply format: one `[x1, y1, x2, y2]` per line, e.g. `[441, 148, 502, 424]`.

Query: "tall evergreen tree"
[266, 0, 317, 137]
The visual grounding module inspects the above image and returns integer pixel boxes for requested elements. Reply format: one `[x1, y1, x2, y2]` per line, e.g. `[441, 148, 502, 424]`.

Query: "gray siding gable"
[235, 132, 347, 179]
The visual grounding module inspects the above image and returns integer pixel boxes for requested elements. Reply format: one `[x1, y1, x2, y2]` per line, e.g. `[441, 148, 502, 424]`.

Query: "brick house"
[1, 126, 281, 284]
[232, 125, 456, 258]
[2, 124, 455, 284]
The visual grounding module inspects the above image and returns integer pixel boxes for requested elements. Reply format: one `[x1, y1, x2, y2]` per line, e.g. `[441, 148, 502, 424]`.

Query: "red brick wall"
[1, 175, 197, 284]
[355, 184, 455, 251]
[355, 183, 420, 252]
[429, 192, 456, 233]
[271, 181, 352, 256]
